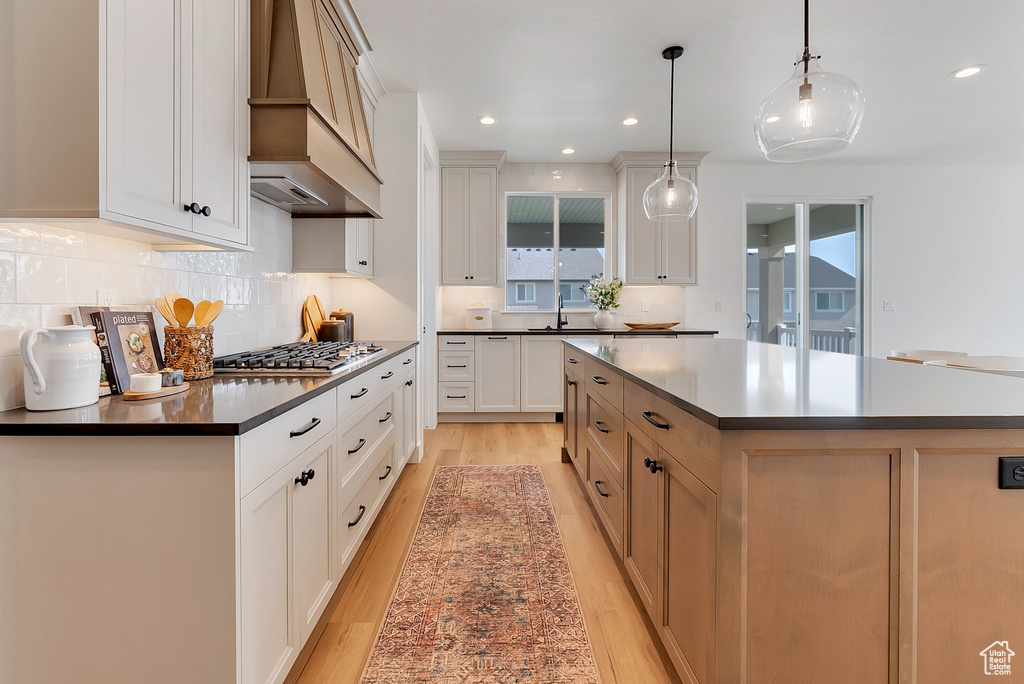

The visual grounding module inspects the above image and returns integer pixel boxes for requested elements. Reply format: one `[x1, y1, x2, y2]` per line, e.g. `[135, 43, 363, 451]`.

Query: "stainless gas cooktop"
[213, 341, 387, 376]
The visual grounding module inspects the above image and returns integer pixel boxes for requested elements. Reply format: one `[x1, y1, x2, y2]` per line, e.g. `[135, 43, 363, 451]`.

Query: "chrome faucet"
[556, 292, 568, 330]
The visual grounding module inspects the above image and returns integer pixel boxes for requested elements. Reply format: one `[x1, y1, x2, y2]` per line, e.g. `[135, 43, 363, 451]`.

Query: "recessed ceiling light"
[764, 115, 781, 124]
[622, 117, 639, 126]
[478, 115, 496, 125]
[562, 148, 575, 155]
[951, 65, 987, 79]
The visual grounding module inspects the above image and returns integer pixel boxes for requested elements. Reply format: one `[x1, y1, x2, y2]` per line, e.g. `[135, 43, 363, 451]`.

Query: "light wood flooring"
[295, 422, 679, 684]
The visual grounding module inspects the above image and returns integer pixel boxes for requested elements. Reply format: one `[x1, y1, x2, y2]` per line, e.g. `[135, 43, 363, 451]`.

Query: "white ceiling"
[353, 0, 1024, 165]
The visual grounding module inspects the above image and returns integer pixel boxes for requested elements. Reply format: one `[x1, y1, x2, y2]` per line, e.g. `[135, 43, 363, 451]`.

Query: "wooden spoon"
[193, 300, 213, 327]
[203, 300, 224, 326]
[164, 292, 179, 313]
[172, 297, 195, 327]
[153, 298, 176, 326]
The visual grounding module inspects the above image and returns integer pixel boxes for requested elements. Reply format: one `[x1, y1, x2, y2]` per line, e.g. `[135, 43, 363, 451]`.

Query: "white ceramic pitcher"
[20, 325, 101, 411]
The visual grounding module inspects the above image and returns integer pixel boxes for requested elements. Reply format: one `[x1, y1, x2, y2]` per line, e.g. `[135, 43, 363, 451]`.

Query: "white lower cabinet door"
[474, 335, 521, 411]
[240, 464, 298, 684]
[401, 372, 417, 464]
[521, 335, 565, 411]
[292, 438, 334, 644]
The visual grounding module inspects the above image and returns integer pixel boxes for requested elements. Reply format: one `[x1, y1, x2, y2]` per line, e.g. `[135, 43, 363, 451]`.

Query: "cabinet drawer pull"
[594, 480, 610, 498]
[378, 465, 392, 481]
[403, 359, 413, 364]
[446, 394, 466, 399]
[446, 341, 467, 345]
[642, 410, 670, 430]
[381, 371, 394, 379]
[643, 457, 664, 474]
[594, 420, 610, 434]
[591, 375, 608, 385]
[406, 379, 414, 387]
[567, 358, 578, 364]
[350, 387, 368, 399]
[379, 411, 392, 423]
[446, 364, 467, 368]
[347, 505, 366, 527]
[348, 438, 367, 454]
[488, 336, 507, 340]
[289, 417, 321, 438]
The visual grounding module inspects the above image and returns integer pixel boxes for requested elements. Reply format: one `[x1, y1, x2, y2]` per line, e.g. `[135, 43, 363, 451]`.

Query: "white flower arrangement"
[583, 276, 623, 312]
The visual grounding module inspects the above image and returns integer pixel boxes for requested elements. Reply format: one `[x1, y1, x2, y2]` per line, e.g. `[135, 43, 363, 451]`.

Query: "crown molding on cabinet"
[439, 151, 508, 169]
[611, 150, 710, 174]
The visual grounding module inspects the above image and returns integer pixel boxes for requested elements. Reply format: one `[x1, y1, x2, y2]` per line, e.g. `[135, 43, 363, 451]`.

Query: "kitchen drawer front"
[563, 344, 585, 371]
[439, 351, 475, 381]
[338, 370, 384, 417]
[336, 391, 395, 492]
[585, 357, 623, 412]
[439, 335, 476, 351]
[623, 380, 721, 493]
[439, 382, 475, 412]
[586, 389, 624, 485]
[372, 355, 406, 389]
[240, 389, 338, 498]
[337, 439, 395, 570]
[586, 434, 624, 556]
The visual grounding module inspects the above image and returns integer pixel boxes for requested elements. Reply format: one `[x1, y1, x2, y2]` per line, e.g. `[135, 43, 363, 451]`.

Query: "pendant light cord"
[802, 0, 810, 76]
[668, 55, 675, 161]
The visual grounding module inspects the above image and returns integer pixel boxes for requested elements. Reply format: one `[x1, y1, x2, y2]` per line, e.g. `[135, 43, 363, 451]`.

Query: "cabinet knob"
[184, 202, 201, 214]
[470, 275, 474, 279]
[405, 379, 414, 386]
[643, 457, 663, 474]
[295, 469, 315, 486]
[465, 276, 469, 280]
[201, 205, 212, 217]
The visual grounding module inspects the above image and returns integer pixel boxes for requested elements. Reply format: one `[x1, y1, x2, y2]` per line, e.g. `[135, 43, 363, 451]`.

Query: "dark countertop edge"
[0, 341, 419, 438]
[438, 329, 718, 336]
[563, 340, 1024, 432]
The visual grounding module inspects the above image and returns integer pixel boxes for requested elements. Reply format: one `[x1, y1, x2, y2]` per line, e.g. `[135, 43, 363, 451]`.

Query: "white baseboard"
[437, 412, 557, 423]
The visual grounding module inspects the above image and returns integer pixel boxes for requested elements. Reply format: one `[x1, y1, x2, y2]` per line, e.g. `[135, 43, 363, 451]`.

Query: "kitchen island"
[562, 337, 1024, 684]
[0, 341, 418, 684]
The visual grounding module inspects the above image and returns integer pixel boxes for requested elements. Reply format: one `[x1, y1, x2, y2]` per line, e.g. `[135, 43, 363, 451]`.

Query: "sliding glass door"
[745, 200, 866, 355]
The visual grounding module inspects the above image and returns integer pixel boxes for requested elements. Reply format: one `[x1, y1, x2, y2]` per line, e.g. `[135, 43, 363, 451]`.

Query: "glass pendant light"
[754, 0, 865, 162]
[643, 46, 698, 222]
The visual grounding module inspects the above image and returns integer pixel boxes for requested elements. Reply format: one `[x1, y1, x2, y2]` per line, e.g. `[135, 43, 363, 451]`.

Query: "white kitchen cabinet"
[521, 336, 565, 412]
[292, 440, 334, 645]
[475, 335, 521, 411]
[440, 166, 498, 284]
[346, 219, 374, 277]
[439, 351, 474, 381]
[0, 0, 249, 249]
[292, 218, 374, 277]
[400, 371, 417, 466]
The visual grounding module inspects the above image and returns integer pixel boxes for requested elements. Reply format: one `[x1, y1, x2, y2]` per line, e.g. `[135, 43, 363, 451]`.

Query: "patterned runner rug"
[360, 464, 601, 683]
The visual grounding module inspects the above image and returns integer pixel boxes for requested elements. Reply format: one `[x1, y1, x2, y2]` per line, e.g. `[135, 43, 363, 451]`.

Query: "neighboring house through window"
[815, 291, 844, 312]
[783, 291, 793, 312]
[515, 282, 536, 303]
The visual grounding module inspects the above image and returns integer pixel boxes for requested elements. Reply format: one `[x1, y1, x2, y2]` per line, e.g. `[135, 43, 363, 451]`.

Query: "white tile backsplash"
[0, 199, 332, 411]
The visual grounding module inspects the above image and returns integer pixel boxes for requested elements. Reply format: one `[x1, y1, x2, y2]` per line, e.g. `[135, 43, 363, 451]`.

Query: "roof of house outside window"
[746, 254, 855, 290]
[506, 248, 604, 281]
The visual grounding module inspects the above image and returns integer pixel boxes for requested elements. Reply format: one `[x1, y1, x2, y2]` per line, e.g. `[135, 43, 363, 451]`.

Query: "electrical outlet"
[641, 300, 649, 312]
[884, 300, 896, 312]
[715, 300, 724, 312]
[96, 288, 116, 306]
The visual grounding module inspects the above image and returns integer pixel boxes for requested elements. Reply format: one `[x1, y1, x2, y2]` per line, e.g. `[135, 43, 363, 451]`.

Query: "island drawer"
[586, 435, 623, 556]
[586, 389, 624, 484]
[439, 351, 475, 381]
[439, 335, 476, 351]
[623, 380, 720, 493]
[336, 392, 395, 492]
[337, 439, 395, 570]
[439, 382, 475, 412]
[240, 388, 338, 497]
[564, 345, 584, 370]
[585, 357, 623, 412]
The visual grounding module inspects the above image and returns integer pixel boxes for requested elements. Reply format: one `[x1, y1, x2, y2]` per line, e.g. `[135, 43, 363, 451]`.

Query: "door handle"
[348, 438, 367, 454]
[594, 480, 610, 498]
[591, 376, 608, 385]
[447, 364, 467, 368]
[381, 371, 394, 379]
[593, 420, 610, 434]
[289, 417, 321, 438]
[350, 387, 368, 399]
[488, 336, 507, 340]
[403, 359, 413, 364]
[567, 358, 578, 364]
[347, 505, 366, 527]
[446, 395, 466, 399]
[378, 465, 392, 481]
[642, 410, 670, 430]
[378, 411, 392, 423]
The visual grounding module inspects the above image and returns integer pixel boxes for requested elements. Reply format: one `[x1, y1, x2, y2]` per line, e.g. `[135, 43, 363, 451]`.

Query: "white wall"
[0, 199, 332, 410]
[687, 163, 1024, 356]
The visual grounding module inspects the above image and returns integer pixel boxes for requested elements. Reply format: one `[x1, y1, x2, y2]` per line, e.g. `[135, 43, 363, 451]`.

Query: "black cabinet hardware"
[594, 480, 610, 498]
[348, 438, 366, 454]
[567, 379, 577, 387]
[592, 376, 608, 385]
[347, 505, 366, 527]
[201, 205, 212, 217]
[289, 417, 321, 438]
[447, 364, 467, 368]
[488, 336, 507, 340]
[447, 394, 466, 399]
[447, 341, 467, 345]
[403, 359, 412, 365]
[381, 371, 394, 379]
[405, 379, 413, 387]
[464, 275, 469, 280]
[378, 465, 392, 481]
[643, 457, 664, 474]
[567, 358, 578, 364]
[642, 410, 670, 429]
[350, 387, 368, 399]
[184, 202, 201, 214]
[470, 275, 474, 279]
[358, 260, 368, 266]
[594, 420, 610, 434]
[379, 411, 392, 423]
[294, 469, 315, 486]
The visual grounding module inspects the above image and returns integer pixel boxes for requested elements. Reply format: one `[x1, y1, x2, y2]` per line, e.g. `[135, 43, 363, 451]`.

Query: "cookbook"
[90, 310, 164, 395]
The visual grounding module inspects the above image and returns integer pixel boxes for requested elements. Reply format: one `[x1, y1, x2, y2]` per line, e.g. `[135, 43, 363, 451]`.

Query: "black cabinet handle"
[184, 202, 201, 214]
[643, 457, 664, 474]
[642, 410, 670, 430]
[381, 371, 394, 379]
[594, 480, 610, 498]
[308, 468, 315, 480]
[378, 465, 392, 481]
[447, 395, 466, 399]
[289, 417, 321, 438]
[379, 411, 392, 423]
[567, 379, 577, 387]
[464, 275, 469, 280]
[347, 505, 366, 527]
[294, 472, 308, 486]
[348, 438, 366, 454]
[405, 379, 413, 387]
[201, 205, 212, 217]
[488, 336, 507, 340]
[470, 275, 474, 279]
[350, 387, 368, 399]
[592, 375, 608, 385]
[594, 420, 609, 434]
[403, 359, 413, 365]
[446, 364, 467, 368]
[359, 260, 368, 266]
[567, 358, 578, 364]
[446, 341, 467, 345]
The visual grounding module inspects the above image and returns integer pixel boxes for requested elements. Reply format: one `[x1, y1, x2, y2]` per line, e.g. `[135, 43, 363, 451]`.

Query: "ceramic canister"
[20, 325, 102, 411]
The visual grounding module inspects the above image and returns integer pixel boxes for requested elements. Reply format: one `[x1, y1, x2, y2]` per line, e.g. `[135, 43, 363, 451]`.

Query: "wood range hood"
[250, 0, 382, 218]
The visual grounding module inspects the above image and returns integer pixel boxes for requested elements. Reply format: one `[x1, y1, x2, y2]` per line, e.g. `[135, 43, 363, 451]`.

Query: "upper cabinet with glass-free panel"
[440, 152, 503, 285]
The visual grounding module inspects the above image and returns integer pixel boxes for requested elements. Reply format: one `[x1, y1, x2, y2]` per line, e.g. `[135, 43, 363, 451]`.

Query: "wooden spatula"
[173, 297, 195, 327]
[153, 298, 176, 326]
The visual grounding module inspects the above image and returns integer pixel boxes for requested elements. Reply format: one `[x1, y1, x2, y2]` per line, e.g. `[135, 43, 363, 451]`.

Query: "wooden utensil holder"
[163, 326, 214, 380]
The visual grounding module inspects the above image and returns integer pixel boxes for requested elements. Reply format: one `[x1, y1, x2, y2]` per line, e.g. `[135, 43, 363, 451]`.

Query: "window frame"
[782, 291, 794, 313]
[814, 291, 845, 312]
[502, 191, 613, 313]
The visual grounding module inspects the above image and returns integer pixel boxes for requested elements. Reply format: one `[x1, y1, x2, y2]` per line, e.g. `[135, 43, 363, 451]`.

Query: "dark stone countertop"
[566, 337, 1024, 431]
[0, 340, 418, 437]
[438, 327, 718, 336]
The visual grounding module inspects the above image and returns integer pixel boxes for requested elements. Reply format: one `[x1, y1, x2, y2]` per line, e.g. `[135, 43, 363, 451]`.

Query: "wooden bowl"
[623, 322, 681, 330]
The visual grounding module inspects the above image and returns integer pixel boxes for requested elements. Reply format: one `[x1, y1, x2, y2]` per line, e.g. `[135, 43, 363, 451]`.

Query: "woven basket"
[163, 326, 214, 380]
